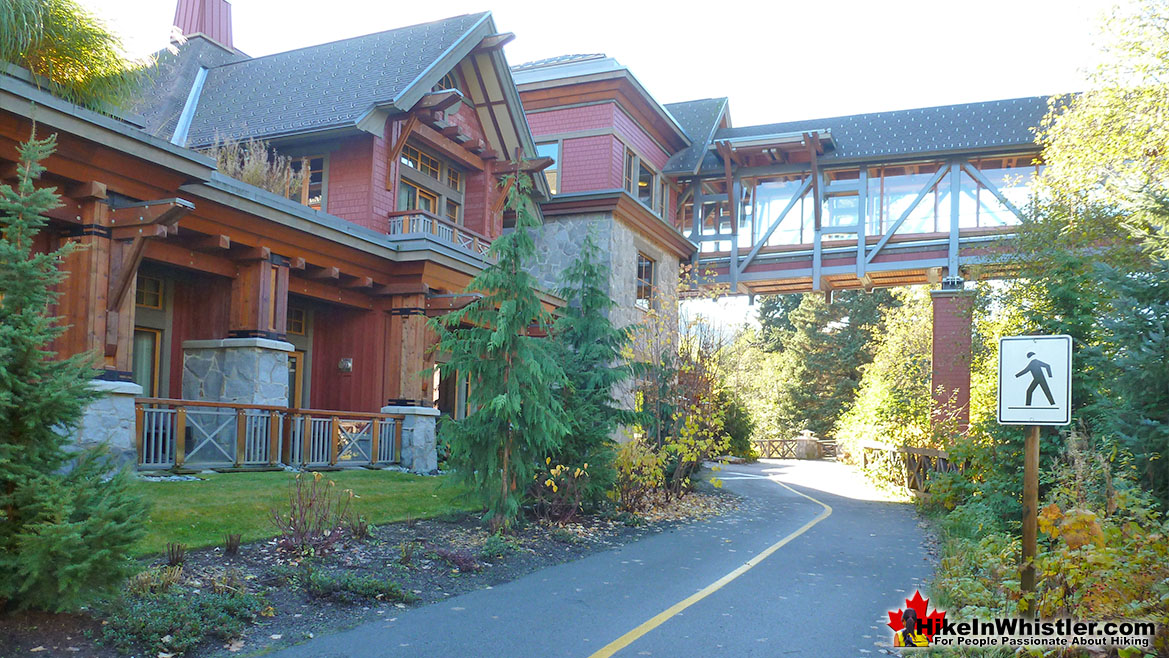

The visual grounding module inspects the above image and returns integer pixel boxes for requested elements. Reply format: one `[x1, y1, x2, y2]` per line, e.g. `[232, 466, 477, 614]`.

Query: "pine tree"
[549, 230, 634, 505]
[429, 173, 568, 532]
[0, 134, 147, 611]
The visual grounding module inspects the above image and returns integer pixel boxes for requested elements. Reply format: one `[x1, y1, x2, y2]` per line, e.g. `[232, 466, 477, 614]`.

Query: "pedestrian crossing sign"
[997, 335, 1072, 426]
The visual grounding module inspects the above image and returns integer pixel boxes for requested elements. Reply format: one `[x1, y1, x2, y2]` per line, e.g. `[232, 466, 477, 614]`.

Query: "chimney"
[173, 0, 234, 51]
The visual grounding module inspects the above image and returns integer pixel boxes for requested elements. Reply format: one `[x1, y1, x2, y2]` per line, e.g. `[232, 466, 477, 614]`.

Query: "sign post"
[998, 335, 1072, 613]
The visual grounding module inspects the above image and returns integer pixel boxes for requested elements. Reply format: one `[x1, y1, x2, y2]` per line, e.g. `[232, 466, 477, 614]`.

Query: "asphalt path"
[271, 460, 932, 657]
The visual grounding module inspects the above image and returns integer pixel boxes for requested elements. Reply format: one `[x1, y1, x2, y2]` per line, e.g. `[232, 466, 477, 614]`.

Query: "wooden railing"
[387, 210, 492, 257]
[752, 438, 800, 459]
[752, 430, 834, 460]
[861, 442, 961, 497]
[135, 398, 403, 470]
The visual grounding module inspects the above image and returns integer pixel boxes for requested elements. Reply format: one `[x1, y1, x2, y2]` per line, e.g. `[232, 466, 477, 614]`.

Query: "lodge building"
[0, 0, 1046, 472]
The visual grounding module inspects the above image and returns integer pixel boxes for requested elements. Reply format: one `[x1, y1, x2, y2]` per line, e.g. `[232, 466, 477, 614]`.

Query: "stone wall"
[608, 217, 680, 333]
[181, 337, 292, 406]
[528, 212, 612, 296]
[74, 380, 142, 466]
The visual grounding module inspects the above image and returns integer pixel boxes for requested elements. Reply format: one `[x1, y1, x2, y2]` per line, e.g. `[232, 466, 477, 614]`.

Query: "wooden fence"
[861, 442, 961, 497]
[135, 398, 403, 470]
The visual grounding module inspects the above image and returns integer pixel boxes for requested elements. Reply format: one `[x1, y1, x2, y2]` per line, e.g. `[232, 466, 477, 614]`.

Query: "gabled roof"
[692, 96, 1048, 175]
[662, 97, 728, 176]
[176, 12, 492, 147]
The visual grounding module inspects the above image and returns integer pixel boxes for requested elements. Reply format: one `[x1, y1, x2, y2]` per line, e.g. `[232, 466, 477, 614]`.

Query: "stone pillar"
[182, 338, 292, 406]
[75, 380, 143, 466]
[381, 405, 439, 473]
[931, 288, 975, 432]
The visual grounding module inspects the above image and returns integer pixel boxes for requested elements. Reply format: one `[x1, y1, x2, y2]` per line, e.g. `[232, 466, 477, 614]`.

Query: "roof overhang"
[540, 189, 697, 260]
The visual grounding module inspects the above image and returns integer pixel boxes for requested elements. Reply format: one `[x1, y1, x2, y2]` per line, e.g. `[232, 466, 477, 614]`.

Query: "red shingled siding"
[326, 135, 377, 230]
[614, 107, 669, 170]
[168, 273, 231, 396]
[310, 305, 387, 412]
[527, 104, 615, 138]
[561, 135, 622, 193]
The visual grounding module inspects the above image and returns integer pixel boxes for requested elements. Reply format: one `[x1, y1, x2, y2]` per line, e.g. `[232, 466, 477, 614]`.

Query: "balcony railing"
[387, 210, 492, 257]
[135, 398, 403, 470]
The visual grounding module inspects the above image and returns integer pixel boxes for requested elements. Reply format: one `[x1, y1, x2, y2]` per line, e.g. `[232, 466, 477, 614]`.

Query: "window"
[289, 156, 325, 210]
[135, 275, 163, 309]
[445, 200, 461, 224]
[536, 142, 559, 195]
[396, 143, 465, 225]
[132, 327, 160, 397]
[401, 144, 440, 179]
[398, 180, 438, 213]
[287, 307, 306, 335]
[636, 252, 655, 310]
[623, 148, 662, 216]
[434, 72, 460, 93]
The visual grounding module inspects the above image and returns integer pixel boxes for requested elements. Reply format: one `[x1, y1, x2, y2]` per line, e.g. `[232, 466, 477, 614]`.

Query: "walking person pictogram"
[1015, 352, 1055, 406]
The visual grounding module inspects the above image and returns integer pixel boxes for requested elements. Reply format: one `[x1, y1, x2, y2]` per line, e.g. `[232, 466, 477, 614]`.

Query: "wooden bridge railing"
[861, 442, 961, 497]
[135, 398, 403, 470]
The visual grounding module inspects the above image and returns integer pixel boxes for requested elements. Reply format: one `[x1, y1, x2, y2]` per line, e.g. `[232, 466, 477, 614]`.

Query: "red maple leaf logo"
[887, 590, 946, 641]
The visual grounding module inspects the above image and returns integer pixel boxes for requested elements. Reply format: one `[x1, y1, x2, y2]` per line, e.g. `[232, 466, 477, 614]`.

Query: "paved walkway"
[272, 460, 932, 657]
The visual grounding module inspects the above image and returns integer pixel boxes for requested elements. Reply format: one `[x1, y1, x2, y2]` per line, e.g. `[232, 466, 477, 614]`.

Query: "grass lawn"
[130, 470, 475, 556]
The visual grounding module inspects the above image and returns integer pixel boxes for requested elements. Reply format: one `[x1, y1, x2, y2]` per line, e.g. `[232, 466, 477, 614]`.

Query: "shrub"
[479, 533, 517, 560]
[201, 133, 307, 198]
[125, 566, 183, 597]
[719, 389, 756, 459]
[433, 547, 481, 572]
[99, 589, 266, 656]
[613, 437, 662, 513]
[303, 569, 414, 605]
[269, 472, 354, 555]
[530, 461, 590, 524]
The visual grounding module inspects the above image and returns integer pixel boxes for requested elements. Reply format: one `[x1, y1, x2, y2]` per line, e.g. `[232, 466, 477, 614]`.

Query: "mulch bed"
[0, 488, 739, 657]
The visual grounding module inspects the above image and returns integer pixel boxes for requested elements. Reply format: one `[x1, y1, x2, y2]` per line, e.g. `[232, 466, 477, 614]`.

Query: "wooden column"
[385, 293, 433, 406]
[229, 251, 290, 339]
[57, 184, 115, 373]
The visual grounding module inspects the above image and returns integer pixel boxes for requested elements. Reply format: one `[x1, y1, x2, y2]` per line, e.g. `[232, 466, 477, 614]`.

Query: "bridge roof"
[685, 95, 1049, 176]
[663, 97, 729, 175]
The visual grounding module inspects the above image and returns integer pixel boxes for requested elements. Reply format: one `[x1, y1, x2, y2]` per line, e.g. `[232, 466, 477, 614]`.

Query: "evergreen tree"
[549, 230, 633, 505]
[429, 173, 568, 532]
[0, 134, 146, 611]
[755, 293, 802, 352]
[771, 290, 895, 438]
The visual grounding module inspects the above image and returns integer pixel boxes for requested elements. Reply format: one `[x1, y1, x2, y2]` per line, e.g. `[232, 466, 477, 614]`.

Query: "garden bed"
[0, 487, 739, 657]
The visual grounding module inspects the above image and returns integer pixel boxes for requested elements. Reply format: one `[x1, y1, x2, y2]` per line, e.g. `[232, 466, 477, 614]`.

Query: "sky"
[79, 0, 1119, 327]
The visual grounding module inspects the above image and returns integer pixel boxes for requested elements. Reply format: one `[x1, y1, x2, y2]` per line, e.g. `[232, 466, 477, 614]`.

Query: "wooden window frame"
[444, 199, 461, 224]
[287, 307, 306, 335]
[288, 350, 305, 408]
[400, 180, 439, 214]
[622, 146, 662, 217]
[635, 252, 655, 311]
[135, 275, 163, 309]
[446, 166, 462, 191]
[398, 144, 465, 223]
[402, 144, 441, 179]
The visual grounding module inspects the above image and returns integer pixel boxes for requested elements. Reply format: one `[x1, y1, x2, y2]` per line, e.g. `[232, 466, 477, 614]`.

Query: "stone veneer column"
[381, 405, 439, 473]
[182, 338, 292, 406]
[931, 288, 975, 432]
[75, 380, 143, 466]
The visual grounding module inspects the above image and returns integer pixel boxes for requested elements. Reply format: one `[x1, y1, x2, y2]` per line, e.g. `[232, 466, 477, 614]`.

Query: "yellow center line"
[588, 478, 833, 658]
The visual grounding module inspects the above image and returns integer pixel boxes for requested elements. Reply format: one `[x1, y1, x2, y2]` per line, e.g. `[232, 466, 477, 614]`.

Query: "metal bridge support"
[931, 284, 975, 434]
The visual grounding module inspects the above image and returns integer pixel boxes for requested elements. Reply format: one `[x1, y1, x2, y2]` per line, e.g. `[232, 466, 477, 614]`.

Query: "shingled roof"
[686, 96, 1049, 176]
[663, 98, 728, 176]
[163, 12, 492, 147]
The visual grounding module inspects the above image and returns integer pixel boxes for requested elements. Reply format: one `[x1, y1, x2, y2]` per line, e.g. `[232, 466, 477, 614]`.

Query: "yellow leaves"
[1038, 503, 1064, 536]
[312, 471, 322, 483]
[259, 605, 276, 617]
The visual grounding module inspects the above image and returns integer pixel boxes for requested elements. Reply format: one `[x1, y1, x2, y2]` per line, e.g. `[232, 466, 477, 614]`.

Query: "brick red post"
[931, 288, 975, 434]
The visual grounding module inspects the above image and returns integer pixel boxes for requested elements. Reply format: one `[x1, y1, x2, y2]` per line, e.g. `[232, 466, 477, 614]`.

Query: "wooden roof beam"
[474, 33, 515, 53]
[415, 89, 465, 114]
[304, 265, 339, 281]
[109, 198, 192, 229]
